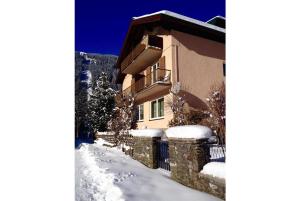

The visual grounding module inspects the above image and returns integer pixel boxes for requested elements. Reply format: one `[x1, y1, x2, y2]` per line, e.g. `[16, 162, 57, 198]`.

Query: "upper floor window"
[150, 98, 164, 119]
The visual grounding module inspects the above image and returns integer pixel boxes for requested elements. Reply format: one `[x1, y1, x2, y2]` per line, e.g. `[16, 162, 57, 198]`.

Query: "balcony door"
[151, 63, 159, 84]
[134, 74, 145, 93]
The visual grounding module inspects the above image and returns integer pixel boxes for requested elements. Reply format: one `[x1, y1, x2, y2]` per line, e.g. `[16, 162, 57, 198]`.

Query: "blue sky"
[75, 0, 225, 55]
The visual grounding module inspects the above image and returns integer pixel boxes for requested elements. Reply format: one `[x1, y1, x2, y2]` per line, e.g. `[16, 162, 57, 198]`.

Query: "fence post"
[168, 138, 210, 186]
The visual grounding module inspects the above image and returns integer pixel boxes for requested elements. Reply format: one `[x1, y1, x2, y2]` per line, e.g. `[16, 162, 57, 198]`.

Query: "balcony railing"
[121, 35, 163, 74]
[122, 68, 171, 100]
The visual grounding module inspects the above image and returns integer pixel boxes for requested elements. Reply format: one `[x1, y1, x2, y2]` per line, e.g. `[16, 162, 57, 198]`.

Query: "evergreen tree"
[87, 72, 116, 135]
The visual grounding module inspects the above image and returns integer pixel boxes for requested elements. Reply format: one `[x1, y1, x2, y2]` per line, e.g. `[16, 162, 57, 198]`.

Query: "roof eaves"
[133, 10, 225, 33]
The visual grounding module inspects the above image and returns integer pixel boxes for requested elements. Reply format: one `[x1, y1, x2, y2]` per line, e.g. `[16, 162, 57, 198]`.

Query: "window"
[151, 63, 159, 83]
[137, 104, 144, 121]
[150, 98, 164, 119]
[223, 63, 226, 76]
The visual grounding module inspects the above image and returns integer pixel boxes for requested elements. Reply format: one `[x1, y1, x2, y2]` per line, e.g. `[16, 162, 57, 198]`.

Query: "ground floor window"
[137, 104, 144, 121]
[150, 98, 164, 119]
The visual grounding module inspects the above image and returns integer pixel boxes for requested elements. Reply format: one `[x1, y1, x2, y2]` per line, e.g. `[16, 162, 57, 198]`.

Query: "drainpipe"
[175, 45, 179, 82]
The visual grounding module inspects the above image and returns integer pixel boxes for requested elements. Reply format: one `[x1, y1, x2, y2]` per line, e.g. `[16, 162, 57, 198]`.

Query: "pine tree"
[87, 72, 116, 136]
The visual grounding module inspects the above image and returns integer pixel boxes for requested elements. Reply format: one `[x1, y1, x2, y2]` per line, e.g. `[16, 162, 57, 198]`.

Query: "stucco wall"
[122, 74, 132, 91]
[171, 30, 225, 109]
[136, 94, 173, 129]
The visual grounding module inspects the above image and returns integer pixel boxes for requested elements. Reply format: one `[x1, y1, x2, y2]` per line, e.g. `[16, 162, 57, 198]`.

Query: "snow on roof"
[165, 125, 212, 139]
[130, 129, 163, 137]
[206, 15, 226, 23]
[133, 10, 225, 33]
[201, 162, 225, 179]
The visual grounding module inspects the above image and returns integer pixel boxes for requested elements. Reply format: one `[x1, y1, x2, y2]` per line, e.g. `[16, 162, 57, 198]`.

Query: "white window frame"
[137, 104, 144, 122]
[149, 97, 164, 120]
[151, 63, 159, 84]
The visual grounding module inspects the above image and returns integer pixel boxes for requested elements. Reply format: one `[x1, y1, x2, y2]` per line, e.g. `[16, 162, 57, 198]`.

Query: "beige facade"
[136, 94, 173, 129]
[117, 13, 225, 130]
[171, 30, 225, 109]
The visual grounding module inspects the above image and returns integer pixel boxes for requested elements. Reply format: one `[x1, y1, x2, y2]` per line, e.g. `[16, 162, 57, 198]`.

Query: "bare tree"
[205, 82, 226, 145]
[107, 92, 136, 146]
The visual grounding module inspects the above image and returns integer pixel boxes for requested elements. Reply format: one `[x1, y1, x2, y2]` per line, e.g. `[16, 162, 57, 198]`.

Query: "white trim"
[149, 116, 164, 121]
[132, 10, 225, 33]
[137, 104, 144, 121]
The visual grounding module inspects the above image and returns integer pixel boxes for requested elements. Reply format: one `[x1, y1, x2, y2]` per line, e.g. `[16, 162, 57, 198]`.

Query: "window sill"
[137, 120, 144, 122]
[149, 116, 164, 121]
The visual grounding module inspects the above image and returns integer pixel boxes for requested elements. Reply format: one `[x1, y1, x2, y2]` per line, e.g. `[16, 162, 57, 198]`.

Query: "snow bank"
[166, 125, 212, 139]
[201, 162, 225, 179]
[130, 129, 163, 137]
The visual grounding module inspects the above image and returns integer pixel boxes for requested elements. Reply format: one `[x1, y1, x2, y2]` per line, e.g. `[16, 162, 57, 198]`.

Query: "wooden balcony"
[122, 69, 171, 103]
[120, 35, 163, 74]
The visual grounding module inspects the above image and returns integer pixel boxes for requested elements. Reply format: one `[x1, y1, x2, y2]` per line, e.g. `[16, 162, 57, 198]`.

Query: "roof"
[133, 10, 225, 33]
[116, 10, 226, 83]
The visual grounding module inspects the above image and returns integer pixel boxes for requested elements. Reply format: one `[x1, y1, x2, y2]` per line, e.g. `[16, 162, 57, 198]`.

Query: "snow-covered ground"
[75, 139, 222, 201]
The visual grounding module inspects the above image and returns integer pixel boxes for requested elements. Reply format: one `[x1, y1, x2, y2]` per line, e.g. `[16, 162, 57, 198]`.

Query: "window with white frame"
[150, 98, 164, 119]
[137, 104, 144, 121]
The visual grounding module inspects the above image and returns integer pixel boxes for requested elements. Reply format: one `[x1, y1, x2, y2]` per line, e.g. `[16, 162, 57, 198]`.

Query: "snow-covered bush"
[168, 82, 209, 127]
[168, 82, 187, 126]
[205, 82, 226, 145]
[107, 92, 137, 146]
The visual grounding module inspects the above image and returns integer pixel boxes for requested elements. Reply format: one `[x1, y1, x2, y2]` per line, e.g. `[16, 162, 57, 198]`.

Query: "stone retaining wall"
[132, 136, 160, 169]
[95, 133, 133, 147]
[168, 138, 225, 200]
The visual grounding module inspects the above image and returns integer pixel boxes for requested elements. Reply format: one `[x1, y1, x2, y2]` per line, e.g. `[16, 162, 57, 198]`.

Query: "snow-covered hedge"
[130, 129, 163, 137]
[165, 125, 212, 139]
[200, 162, 225, 179]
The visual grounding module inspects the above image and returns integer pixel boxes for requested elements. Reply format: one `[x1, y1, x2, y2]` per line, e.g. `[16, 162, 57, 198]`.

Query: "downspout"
[175, 45, 179, 82]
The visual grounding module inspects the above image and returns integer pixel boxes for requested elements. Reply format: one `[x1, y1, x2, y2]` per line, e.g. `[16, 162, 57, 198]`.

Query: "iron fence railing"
[122, 68, 171, 96]
[208, 144, 226, 162]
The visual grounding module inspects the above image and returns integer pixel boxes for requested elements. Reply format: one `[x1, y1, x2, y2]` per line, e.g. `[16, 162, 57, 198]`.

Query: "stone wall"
[195, 173, 225, 199]
[95, 132, 133, 147]
[132, 136, 161, 169]
[168, 138, 225, 200]
[95, 133, 116, 144]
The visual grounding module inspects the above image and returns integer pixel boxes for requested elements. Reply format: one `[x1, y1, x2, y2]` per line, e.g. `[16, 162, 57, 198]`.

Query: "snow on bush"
[97, 131, 114, 135]
[166, 125, 212, 139]
[130, 129, 163, 137]
[201, 162, 225, 179]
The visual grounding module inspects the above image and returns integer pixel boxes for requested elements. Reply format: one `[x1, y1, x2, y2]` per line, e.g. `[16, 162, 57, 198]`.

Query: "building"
[115, 10, 225, 129]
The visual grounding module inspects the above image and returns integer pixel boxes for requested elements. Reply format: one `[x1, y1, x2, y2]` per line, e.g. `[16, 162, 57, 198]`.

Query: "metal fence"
[157, 140, 170, 171]
[208, 144, 226, 162]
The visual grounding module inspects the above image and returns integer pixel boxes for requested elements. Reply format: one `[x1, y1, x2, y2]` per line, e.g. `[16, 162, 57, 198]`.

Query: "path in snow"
[75, 140, 222, 201]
